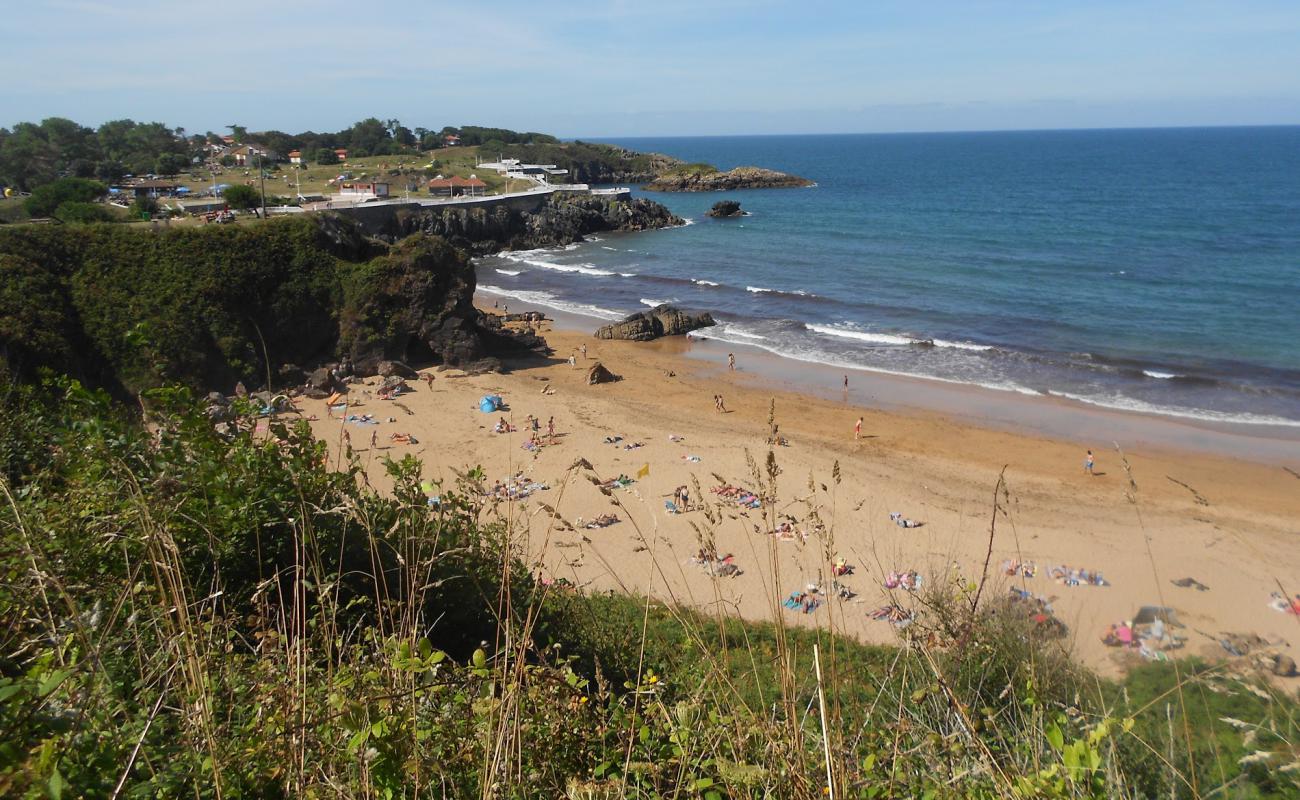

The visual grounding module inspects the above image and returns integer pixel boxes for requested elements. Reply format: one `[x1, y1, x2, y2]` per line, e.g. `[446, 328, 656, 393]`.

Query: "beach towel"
[664, 500, 679, 514]
[637, 463, 650, 479]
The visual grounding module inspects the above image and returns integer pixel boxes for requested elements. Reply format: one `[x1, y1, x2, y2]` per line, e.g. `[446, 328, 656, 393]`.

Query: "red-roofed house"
[427, 175, 487, 197]
[334, 148, 349, 161]
[288, 150, 303, 165]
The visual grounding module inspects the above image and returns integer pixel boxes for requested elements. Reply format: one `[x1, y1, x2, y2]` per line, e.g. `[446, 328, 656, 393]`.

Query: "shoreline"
[307, 300, 1300, 679]
[479, 285, 1300, 466]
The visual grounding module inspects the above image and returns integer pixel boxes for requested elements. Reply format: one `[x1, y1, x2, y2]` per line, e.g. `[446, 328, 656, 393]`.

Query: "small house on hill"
[338, 181, 389, 198]
[288, 150, 303, 165]
[230, 144, 272, 166]
[334, 148, 349, 161]
[443, 134, 461, 147]
[427, 175, 487, 197]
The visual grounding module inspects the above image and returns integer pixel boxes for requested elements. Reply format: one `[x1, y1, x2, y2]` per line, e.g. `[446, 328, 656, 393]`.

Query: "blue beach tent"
[479, 395, 503, 413]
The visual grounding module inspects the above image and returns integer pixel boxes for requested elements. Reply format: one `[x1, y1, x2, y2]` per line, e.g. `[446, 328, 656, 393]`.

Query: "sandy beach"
[306, 309, 1300, 678]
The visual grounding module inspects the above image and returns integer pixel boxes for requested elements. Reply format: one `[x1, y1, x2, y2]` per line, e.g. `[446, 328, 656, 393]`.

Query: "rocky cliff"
[644, 166, 814, 192]
[0, 215, 543, 396]
[387, 194, 683, 255]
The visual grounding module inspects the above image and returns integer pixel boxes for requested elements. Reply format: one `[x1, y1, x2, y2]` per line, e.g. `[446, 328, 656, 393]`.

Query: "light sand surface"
[305, 314, 1300, 678]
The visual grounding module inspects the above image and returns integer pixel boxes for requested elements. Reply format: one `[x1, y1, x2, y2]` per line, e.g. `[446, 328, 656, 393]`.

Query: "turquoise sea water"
[478, 127, 1300, 427]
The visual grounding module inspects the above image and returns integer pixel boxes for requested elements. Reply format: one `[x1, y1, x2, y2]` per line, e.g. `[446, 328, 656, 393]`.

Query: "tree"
[154, 152, 189, 175]
[227, 124, 248, 142]
[222, 184, 261, 211]
[24, 177, 107, 217]
[130, 196, 159, 219]
[316, 149, 339, 166]
[0, 123, 61, 190]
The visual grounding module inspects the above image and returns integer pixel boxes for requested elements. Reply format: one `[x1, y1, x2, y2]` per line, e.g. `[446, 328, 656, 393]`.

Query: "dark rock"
[383, 194, 685, 256]
[463, 357, 503, 376]
[377, 360, 418, 379]
[586, 363, 620, 384]
[352, 356, 381, 378]
[302, 387, 332, 400]
[378, 375, 408, 391]
[706, 200, 744, 218]
[1274, 654, 1297, 677]
[205, 403, 232, 422]
[205, 391, 228, 406]
[307, 367, 336, 391]
[645, 166, 814, 192]
[277, 363, 307, 386]
[594, 305, 716, 342]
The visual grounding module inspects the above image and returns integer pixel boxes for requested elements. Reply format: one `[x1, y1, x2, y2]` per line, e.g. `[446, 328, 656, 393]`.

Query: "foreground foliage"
[0, 381, 1296, 798]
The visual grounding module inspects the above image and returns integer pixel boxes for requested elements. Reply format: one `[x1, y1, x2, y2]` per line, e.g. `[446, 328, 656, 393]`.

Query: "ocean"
[477, 127, 1300, 429]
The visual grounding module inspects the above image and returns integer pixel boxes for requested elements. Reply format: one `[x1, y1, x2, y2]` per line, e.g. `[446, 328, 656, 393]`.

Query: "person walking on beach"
[715, 394, 727, 413]
[547, 416, 555, 440]
[370, 430, 378, 451]
[727, 353, 736, 371]
[1084, 449, 1095, 476]
[580, 343, 587, 360]
[855, 416, 863, 440]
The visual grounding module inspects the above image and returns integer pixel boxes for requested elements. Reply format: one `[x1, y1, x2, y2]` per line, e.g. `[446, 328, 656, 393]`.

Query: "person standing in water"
[727, 353, 735, 371]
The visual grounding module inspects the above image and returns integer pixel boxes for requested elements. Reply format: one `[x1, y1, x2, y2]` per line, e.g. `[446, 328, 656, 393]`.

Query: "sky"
[2, 0, 1299, 137]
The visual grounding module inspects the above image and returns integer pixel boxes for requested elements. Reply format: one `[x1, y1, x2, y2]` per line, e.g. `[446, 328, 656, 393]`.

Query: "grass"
[196, 146, 514, 202]
[1, 376, 1297, 798]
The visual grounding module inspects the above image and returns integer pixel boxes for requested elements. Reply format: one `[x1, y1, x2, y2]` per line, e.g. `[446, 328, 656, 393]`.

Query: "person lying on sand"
[389, 432, 418, 444]
[584, 513, 620, 529]
[883, 570, 922, 591]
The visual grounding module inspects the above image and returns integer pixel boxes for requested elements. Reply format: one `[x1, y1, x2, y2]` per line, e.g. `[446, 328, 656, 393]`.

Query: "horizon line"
[573, 122, 1300, 140]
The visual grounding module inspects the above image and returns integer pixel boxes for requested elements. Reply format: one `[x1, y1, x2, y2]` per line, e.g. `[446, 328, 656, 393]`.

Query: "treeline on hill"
[0, 215, 477, 396]
[0, 380, 1295, 797]
[0, 116, 560, 192]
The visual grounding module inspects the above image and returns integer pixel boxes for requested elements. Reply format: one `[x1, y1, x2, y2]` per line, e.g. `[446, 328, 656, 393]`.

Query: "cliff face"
[0, 216, 540, 395]
[643, 166, 814, 192]
[388, 194, 684, 255]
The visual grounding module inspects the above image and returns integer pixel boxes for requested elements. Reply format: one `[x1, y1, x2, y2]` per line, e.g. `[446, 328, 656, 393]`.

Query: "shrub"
[22, 176, 107, 217]
[53, 200, 114, 224]
[222, 183, 261, 210]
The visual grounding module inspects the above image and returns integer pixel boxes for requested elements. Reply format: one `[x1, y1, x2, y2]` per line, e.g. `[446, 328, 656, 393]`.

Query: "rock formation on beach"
[593, 305, 716, 342]
[706, 200, 745, 218]
[644, 166, 813, 192]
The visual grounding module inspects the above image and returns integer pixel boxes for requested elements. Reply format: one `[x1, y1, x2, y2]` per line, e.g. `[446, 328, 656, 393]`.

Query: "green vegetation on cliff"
[0, 382, 1295, 797]
[0, 216, 480, 394]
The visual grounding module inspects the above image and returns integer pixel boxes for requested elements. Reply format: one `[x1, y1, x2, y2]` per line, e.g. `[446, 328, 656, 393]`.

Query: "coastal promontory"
[644, 165, 814, 192]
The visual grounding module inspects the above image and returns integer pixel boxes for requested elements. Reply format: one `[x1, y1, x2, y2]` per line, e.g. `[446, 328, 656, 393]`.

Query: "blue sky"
[2, 0, 1298, 136]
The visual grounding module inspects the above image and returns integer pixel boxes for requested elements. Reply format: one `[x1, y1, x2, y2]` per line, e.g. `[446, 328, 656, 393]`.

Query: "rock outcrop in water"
[593, 305, 716, 342]
[706, 200, 745, 218]
[644, 166, 813, 192]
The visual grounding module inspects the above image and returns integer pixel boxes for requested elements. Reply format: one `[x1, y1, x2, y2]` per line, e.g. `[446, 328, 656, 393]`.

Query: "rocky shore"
[644, 166, 814, 192]
[388, 194, 684, 255]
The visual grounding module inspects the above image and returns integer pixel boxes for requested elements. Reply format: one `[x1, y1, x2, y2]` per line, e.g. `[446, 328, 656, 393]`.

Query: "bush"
[22, 176, 107, 217]
[222, 183, 261, 210]
[129, 196, 159, 218]
[53, 200, 114, 224]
